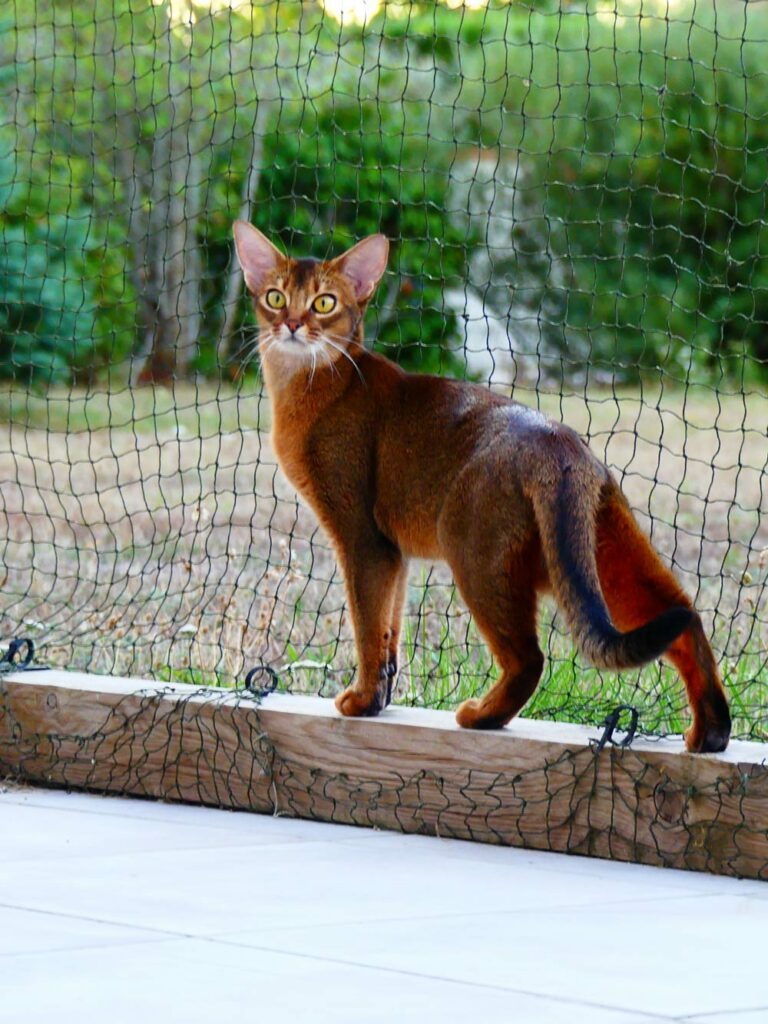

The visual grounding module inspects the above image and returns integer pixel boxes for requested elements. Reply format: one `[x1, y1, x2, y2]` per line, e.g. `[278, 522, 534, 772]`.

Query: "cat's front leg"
[383, 560, 409, 700]
[334, 539, 405, 718]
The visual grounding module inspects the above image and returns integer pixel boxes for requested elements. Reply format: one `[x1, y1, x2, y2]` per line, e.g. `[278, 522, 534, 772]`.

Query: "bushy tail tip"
[589, 606, 693, 670]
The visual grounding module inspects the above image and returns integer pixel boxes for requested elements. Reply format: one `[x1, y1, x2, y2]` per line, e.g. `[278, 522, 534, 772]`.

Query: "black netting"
[0, 0, 765, 741]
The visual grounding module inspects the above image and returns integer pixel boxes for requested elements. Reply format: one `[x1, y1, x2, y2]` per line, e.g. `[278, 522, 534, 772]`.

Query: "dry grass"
[0, 378, 765, 738]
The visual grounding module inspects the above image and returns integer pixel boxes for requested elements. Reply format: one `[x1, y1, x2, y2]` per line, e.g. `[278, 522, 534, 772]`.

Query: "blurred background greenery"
[2, 0, 767, 387]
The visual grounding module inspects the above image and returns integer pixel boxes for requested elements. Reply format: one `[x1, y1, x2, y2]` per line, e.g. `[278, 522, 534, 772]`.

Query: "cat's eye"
[265, 289, 286, 310]
[312, 294, 337, 314]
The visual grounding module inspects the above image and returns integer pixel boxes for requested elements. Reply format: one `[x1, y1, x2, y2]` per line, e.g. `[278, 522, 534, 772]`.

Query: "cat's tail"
[529, 469, 692, 670]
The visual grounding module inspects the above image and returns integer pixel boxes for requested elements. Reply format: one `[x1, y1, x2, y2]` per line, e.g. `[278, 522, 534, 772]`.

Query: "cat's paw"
[456, 699, 482, 728]
[684, 692, 731, 753]
[455, 698, 507, 730]
[335, 686, 384, 718]
[684, 720, 730, 753]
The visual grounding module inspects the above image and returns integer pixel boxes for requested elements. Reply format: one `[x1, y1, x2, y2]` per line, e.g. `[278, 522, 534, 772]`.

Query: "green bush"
[254, 102, 477, 373]
[0, 145, 135, 384]
[0, 151, 96, 383]
[455, 1, 768, 383]
[3, 0, 768, 385]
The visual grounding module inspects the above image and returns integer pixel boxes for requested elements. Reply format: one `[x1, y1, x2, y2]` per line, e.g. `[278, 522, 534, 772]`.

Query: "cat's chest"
[272, 424, 314, 496]
[271, 409, 373, 530]
[271, 418, 342, 510]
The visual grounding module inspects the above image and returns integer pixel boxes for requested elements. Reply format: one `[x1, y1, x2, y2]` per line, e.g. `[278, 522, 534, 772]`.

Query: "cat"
[233, 221, 731, 753]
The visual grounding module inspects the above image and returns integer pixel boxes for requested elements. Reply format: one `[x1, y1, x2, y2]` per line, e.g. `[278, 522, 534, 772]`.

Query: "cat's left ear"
[233, 221, 285, 294]
[333, 234, 389, 304]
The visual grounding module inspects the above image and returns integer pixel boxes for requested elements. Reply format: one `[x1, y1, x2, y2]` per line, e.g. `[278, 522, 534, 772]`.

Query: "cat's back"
[384, 370, 565, 456]
[378, 369, 604, 505]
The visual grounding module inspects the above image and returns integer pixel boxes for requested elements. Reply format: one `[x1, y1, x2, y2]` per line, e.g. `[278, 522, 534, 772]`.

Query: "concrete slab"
[1, 786, 765, 1023]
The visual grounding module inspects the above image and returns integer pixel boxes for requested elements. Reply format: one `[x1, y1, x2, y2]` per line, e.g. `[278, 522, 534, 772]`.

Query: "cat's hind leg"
[451, 540, 545, 730]
[455, 631, 544, 730]
[595, 489, 731, 753]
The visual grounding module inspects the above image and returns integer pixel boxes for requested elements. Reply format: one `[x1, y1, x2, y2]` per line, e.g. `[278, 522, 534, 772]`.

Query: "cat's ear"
[233, 221, 285, 294]
[333, 234, 389, 303]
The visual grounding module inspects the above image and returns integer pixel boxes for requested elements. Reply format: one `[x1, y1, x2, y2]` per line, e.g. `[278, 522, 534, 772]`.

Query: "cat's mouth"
[279, 325, 308, 345]
[262, 330, 349, 381]
[263, 330, 321, 360]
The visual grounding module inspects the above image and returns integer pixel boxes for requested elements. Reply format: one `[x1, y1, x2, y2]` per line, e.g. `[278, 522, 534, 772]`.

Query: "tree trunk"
[216, 99, 272, 372]
[132, 10, 209, 385]
[132, 110, 175, 386]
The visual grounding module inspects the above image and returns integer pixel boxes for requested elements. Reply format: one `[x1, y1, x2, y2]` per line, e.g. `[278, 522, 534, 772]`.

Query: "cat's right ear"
[332, 234, 389, 304]
[233, 221, 284, 294]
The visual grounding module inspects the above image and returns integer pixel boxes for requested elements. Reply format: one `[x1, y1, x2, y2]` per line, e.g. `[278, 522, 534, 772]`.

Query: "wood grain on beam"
[1, 671, 767, 879]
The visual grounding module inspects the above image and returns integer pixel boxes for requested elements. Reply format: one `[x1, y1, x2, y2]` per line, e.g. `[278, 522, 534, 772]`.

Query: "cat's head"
[233, 222, 388, 371]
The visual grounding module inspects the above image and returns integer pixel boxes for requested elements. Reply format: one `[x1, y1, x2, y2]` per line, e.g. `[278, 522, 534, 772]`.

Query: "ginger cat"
[233, 222, 731, 753]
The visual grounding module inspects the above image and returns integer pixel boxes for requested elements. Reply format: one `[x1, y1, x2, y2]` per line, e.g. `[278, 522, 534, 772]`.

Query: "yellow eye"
[312, 294, 337, 314]
[265, 289, 285, 310]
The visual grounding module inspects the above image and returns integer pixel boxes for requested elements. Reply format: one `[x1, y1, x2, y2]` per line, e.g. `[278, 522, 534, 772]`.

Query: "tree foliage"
[1, 0, 767, 385]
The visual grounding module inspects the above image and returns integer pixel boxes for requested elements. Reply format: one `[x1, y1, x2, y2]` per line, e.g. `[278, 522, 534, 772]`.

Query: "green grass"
[398, 589, 768, 739]
[150, 633, 768, 741]
[0, 380, 267, 435]
[397, 640, 768, 739]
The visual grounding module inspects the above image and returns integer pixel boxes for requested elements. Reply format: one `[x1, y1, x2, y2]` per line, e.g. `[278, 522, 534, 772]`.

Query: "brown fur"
[233, 223, 731, 753]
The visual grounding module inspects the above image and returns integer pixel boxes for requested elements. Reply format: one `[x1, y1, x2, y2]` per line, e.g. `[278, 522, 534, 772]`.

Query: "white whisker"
[321, 335, 367, 386]
[318, 344, 340, 380]
[306, 345, 318, 392]
[258, 335, 281, 361]
[231, 328, 261, 370]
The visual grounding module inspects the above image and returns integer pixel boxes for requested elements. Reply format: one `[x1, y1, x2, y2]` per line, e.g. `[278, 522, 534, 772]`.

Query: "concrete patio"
[1, 784, 766, 1023]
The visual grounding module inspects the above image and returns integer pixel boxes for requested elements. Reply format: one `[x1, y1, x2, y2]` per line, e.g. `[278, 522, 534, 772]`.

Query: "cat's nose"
[285, 318, 301, 335]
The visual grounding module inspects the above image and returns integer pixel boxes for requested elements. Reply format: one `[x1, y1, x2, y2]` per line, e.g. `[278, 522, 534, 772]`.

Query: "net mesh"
[0, 0, 766, 742]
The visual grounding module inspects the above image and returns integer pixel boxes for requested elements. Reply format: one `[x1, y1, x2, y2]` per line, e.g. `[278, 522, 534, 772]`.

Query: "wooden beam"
[1, 670, 767, 879]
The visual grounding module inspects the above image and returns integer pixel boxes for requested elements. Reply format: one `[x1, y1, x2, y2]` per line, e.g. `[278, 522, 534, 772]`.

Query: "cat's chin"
[261, 337, 310, 360]
[260, 338, 330, 380]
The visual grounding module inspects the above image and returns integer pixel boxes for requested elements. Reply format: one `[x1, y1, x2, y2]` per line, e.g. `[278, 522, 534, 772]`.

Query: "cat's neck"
[260, 336, 364, 426]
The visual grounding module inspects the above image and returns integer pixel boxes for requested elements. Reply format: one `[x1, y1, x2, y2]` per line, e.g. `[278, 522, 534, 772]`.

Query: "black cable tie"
[593, 704, 640, 753]
[243, 664, 279, 699]
[0, 637, 48, 675]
